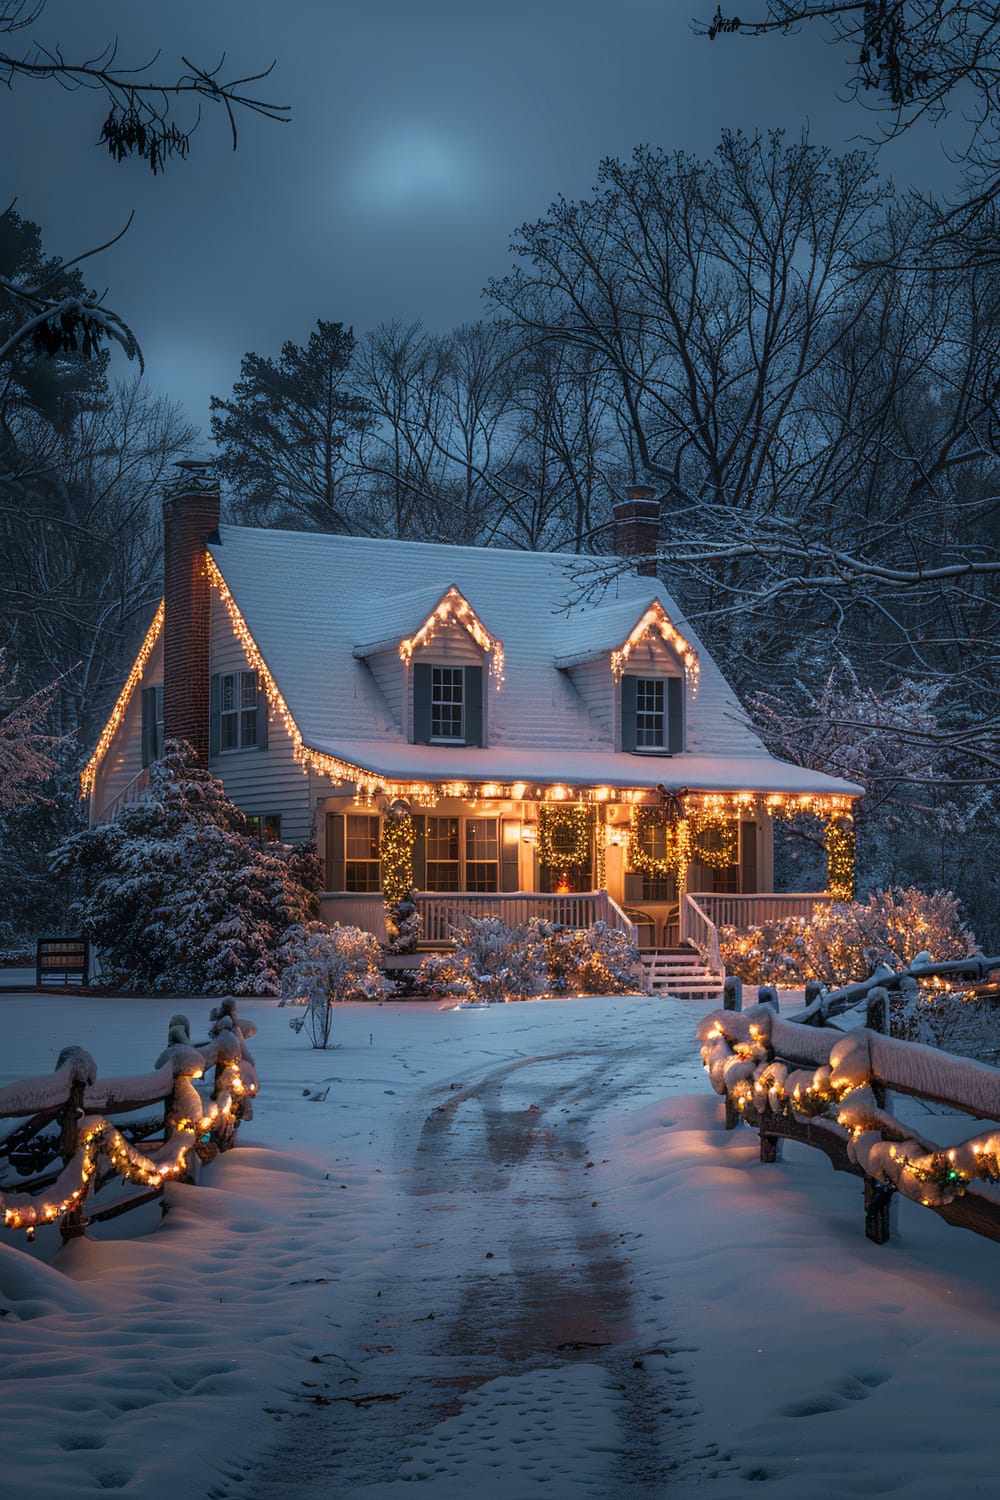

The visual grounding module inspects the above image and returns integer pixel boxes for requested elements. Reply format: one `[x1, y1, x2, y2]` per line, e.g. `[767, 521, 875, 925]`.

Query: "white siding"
[565, 659, 614, 744]
[209, 591, 315, 845]
[91, 634, 163, 820]
[365, 651, 403, 727]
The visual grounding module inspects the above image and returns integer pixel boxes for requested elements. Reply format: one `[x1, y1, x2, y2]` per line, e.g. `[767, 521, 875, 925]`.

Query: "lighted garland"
[80, 600, 165, 798]
[627, 805, 690, 878]
[688, 812, 739, 870]
[825, 815, 856, 901]
[538, 804, 593, 869]
[379, 802, 416, 903]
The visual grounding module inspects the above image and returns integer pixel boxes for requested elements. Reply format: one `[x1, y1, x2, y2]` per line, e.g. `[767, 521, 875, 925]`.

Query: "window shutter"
[500, 817, 520, 891]
[210, 674, 221, 757]
[464, 664, 483, 746]
[140, 687, 156, 767]
[740, 820, 757, 893]
[153, 685, 164, 760]
[326, 813, 345, 891]
[412, 664, 432, 744]
[256, 679, 269, 750]
[411, 814, 426, 889]
[667, 677, 684, 753]
[621, 675, 638, 752]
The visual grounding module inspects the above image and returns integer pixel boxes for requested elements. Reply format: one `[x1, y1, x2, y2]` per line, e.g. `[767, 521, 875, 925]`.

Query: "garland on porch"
[825, 815, 856, 901]
[688, 812, 739, 870]
[627, 805, 690, 879]
[379, 801, 416, 903]
[537, 804, 593, 869]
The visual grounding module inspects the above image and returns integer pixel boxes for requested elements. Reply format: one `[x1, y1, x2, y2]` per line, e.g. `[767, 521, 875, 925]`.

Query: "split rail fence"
[0, 1000, 258, 1242]
[700, 961, 1000, 1246]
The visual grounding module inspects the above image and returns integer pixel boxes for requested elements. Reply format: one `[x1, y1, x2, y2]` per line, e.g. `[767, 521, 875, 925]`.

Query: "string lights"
[398, 586, 505, 686]
[609, 602, 700, 694]
[379, 802, 416, 903]
[537, 804, 594, 871]
[80, 600, 165, 798]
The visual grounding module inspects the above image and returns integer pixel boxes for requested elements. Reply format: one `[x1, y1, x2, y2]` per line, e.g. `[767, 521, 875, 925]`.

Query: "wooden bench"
[36, 937, 89, 987]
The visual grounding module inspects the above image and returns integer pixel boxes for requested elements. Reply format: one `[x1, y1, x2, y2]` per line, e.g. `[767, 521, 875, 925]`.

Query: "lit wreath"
[627, 805, 689, 878]
[538, 805, 593, 868]
[688, 813, 738, 870]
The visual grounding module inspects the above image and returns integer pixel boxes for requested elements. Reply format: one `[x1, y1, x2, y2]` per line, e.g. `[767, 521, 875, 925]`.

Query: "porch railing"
[319, 890, 636, 947]
[680, 891, 836, 976]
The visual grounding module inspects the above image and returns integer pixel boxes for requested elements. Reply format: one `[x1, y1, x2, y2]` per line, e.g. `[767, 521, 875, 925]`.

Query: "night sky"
[6, 0, 956, 435]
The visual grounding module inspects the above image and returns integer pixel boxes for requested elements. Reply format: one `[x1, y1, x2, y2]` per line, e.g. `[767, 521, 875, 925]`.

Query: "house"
[83, 464, 863, 990]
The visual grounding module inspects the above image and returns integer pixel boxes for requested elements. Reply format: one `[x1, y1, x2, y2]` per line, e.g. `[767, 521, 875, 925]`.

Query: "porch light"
[521, 822, 538, 844]
[606, 826, 626, 848]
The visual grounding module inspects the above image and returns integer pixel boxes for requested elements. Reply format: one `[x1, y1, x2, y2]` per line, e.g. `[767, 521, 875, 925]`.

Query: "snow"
[1, 988, 999, 1497]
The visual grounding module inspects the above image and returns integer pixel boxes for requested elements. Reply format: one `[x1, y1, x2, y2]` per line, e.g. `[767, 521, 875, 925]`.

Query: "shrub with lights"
[54, 741, 322, 996]
[718, 886, 976, 988]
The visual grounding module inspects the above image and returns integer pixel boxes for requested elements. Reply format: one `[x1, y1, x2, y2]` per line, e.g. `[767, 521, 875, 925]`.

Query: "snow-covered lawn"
[1, 990, 999, 1498]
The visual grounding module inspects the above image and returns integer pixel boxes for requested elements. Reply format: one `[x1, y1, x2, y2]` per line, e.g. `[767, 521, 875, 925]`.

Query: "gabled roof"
[353, 583, 502, 675]
[205, 525, 862, 799]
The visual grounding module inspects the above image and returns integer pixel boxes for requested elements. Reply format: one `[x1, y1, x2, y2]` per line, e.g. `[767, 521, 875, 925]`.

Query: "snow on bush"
[53, 741, 322, 995]
[279, 922, 393, 1047]
[417, 916, 641, 1002]
[719, 886, 976, 988]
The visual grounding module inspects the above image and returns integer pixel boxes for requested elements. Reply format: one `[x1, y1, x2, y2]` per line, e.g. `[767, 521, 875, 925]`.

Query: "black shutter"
[153, 685, 163, 760]
[326, 813, 345, 891]
[256, 677, 269, 750]
[412, 664, 432, 743]
[464, 664, 483, 746]
[740, 820, 757, 893]
[500, 817, 520, 891]
[667, 677, 684, 753]
[140, 687, 156, 767]
[411, 814, 426, 889]
[209, 674, 221, 757]
[621, 675, 638, 752]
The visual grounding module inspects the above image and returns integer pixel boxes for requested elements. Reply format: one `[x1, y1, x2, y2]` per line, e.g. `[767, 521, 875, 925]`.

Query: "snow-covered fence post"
[723, 975, 742, 1011]
[757, 984, 779, 1012]
[58, 1047, 96, 1242]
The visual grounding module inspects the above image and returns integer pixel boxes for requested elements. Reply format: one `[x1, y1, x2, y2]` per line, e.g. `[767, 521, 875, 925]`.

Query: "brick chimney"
[162, 460, 221, 764]
[612, 485, 660, 577]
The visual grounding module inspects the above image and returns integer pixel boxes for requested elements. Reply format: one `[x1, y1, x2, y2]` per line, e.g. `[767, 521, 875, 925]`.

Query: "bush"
[53, 741, 322, 995]
[417, 916, 641, 1002]
[719, 886, 976, 988]
[280, 922, 393, 1046]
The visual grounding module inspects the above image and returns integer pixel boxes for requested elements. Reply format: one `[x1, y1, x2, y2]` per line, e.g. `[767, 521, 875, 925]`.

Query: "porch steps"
[640, 947, 725, 1000]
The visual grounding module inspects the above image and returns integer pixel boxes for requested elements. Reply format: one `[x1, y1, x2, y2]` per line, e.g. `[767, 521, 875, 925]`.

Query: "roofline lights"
[609, 602, 700, 694]
[398, 586, 504, 687]
[80, 600, 165, 799]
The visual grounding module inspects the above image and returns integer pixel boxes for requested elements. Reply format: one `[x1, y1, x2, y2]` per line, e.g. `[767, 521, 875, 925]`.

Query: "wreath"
[688, 813, 738, 870]
[537, 805, 593, 868]
[627, 805, 689, 878]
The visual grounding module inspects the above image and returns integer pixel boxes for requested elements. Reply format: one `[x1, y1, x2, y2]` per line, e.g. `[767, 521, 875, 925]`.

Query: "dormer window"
[413, 663, 483, 746]
[621, 674, 683, 753]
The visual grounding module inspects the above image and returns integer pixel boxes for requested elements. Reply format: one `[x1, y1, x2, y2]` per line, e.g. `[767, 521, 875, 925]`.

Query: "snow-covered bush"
[53, 741, 322, 995]
[279, 921, 393, 1047]
[384, 893, 420, 954]
[719, 886, 976, 988]
[417, 916, 641, 1002]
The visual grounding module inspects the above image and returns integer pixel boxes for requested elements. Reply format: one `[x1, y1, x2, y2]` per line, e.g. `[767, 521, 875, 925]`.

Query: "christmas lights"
[379, 802, 416, 903]
[398, 586, 504, 686]
[627, 804, 691, 880]
[609, 602, 700, 694]
[80, 600, 165, 797]
[825, 815, 857, 901]
[537, 804, 593, 870]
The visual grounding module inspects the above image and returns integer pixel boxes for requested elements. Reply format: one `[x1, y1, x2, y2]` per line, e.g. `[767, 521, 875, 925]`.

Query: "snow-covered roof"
[207, 526, 862, 797]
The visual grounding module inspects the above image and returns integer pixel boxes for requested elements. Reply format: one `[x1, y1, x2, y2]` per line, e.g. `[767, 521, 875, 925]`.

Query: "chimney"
[162, 460, 221, 764]
[612, 485, 660, 577]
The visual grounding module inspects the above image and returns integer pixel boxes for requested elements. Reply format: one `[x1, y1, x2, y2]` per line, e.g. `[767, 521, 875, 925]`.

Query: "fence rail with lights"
[700, 971, 1000, 1246]
[0, 1000, 258, 1243]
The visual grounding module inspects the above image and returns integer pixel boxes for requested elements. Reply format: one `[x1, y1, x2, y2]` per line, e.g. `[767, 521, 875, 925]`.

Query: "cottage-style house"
[83, 465, 862, 992]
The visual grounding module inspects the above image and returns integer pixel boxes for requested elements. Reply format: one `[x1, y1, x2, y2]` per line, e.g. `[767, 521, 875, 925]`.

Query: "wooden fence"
[699, 981, 1000, 1246]
[0, 1000, 258, 1242]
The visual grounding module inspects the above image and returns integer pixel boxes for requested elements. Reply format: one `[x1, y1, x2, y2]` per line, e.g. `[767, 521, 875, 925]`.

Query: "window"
[140, 684, 164, 767]
[635, 678, 664, 748]
[345, 814, 381, 891]
[424, 815, 499, 891]
[247, 813, 282, 845]
[412, 663, 484, 746]
[431, 667, 464, 741]
[220, 670, 259, 751]
[621, 674, 683, 754]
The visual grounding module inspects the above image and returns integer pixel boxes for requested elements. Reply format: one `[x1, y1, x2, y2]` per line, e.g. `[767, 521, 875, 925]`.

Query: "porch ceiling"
[304, 737, 863, 798]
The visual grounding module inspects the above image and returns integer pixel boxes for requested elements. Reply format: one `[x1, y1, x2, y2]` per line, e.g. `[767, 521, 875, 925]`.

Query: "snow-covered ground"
[1, 989, 998, 1499]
